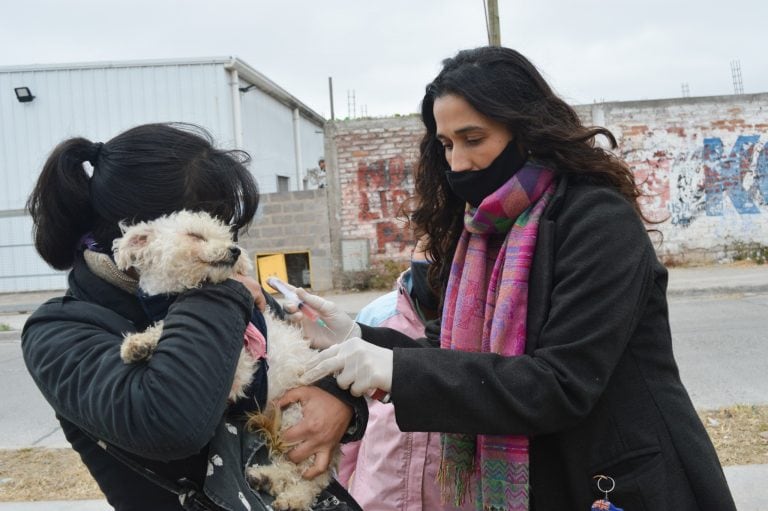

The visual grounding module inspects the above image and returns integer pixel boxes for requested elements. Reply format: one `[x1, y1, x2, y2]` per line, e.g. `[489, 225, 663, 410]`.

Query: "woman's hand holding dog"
[231, 274, 267, 312]
[275, 386, 352, 479]
[281, 285, 361, 349]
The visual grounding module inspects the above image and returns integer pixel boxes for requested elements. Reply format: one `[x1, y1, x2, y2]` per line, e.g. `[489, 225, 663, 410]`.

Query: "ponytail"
[27, 138, 99, 270]
[28, 123, 259, 272]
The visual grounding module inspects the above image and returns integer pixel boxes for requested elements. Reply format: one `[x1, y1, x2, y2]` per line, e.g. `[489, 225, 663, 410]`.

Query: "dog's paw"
[120, 340, 155, 363]
[120, 322, 163, 364]
[247, 469, 273, 493]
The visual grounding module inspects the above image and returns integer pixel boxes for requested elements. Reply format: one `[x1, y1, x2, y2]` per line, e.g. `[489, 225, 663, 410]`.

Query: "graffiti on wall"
[626, 135, 768, 226]
[668, 135, 768, 226]
[356, 155, 415, 253]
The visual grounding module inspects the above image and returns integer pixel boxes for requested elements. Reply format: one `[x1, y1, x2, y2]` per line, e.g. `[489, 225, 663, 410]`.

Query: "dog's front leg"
[120, 321, 164, 363]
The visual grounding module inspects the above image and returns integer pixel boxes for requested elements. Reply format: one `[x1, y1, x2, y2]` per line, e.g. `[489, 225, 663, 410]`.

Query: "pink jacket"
[338, 272, 475, 511]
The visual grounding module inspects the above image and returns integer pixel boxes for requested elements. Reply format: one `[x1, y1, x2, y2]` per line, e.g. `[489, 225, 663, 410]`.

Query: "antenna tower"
[730, 60, 744, 95]
[347, 90, 357, 118]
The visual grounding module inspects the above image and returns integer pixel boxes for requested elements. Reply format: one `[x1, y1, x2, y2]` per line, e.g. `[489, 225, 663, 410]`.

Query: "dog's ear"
[113, 225, 154, 271]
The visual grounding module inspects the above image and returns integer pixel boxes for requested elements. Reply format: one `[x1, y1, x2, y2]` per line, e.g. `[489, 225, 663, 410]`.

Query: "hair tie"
[87, 142, 104, 166]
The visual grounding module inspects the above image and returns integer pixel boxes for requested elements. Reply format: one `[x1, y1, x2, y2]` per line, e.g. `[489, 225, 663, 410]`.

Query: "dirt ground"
[1, 404, 766, 502]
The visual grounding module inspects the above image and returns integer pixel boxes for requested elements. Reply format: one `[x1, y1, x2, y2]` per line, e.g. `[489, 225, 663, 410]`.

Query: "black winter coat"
[22, 255, 367, 511]
[360, 178, 736, 510]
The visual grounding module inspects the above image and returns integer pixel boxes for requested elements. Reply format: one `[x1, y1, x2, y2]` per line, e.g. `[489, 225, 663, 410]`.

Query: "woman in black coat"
[292, 47, 737, 510]
[22, 123, 365, 511]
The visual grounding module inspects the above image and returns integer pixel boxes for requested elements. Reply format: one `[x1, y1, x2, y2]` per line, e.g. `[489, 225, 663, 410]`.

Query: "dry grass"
[0, 448, 103, 501]
[698, 404, 768, 466]
[1, 405, 766, 501]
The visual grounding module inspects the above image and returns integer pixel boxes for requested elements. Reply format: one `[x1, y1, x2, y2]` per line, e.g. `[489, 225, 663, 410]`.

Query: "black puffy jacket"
[23, 254, 366, 511]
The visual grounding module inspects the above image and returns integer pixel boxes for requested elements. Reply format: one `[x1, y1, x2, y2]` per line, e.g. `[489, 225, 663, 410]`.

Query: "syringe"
[266, 277, 328, 327]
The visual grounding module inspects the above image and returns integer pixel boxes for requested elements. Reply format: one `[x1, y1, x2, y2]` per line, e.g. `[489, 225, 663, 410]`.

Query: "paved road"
[671, 291, 768, 409]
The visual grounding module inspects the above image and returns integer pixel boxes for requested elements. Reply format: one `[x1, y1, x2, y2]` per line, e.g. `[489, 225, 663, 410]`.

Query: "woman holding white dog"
[22, 123, 365, 511]
[290, 47, 737, 511]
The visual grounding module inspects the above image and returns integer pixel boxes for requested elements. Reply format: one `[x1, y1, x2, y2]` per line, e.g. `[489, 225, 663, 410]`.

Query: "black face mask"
[409, 261, 440, 313]
[444, 142, 527, 207]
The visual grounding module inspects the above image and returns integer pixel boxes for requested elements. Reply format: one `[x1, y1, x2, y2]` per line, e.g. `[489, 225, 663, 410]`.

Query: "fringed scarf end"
[437, 453, 475, 507]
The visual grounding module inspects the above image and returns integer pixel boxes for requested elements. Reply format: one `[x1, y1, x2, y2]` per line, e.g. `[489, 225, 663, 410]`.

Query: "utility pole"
[486, 0, 501, 46]
[328, 77, 335, 121]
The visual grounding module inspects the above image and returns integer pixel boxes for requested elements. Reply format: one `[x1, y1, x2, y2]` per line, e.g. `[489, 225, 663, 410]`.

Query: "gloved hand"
[300, 338, 393, 397]
[280, 283, 361, 349]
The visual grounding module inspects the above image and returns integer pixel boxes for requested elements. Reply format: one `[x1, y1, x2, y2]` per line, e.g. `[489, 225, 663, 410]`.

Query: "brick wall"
[240, 189, 333, 291]
[327, 94, 768, 270]
[325, 116, 425, 278]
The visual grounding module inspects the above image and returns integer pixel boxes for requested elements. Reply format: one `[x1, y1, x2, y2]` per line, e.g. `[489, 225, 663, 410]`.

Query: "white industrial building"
[0, 57, 326, 292]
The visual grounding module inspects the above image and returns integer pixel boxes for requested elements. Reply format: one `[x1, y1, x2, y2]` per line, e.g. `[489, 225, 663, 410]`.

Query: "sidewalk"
[1, 263, 767, 317]
[665, 263, 768, 297]
[1, 263, 767, 510]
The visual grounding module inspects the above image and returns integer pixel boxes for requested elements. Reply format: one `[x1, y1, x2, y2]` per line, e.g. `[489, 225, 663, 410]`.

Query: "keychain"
[590, 475, 623, 511]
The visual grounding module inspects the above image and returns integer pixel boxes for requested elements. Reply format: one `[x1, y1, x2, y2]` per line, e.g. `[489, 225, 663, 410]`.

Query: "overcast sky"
[2, 0, 766, 118]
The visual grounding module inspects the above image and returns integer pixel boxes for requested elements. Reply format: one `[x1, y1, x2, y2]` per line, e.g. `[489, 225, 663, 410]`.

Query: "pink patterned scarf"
[439, 164, 555, 511]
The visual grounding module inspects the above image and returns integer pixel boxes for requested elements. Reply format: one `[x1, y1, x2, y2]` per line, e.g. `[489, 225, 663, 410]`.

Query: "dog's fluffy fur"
[113, 210, 337, 511]
[244, 316, 338, 511]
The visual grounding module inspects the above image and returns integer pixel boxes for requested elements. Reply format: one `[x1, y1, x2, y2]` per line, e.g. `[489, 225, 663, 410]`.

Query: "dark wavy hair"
[27, 123, 259, 270]
[409, 46, 649, 294]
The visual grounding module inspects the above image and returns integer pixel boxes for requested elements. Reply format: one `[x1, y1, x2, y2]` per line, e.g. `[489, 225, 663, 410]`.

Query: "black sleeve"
[389, 188, 655, 436]
[359, 323, 436, 349]
[312, 376, 369, 442]
[22, 280, 253, 460]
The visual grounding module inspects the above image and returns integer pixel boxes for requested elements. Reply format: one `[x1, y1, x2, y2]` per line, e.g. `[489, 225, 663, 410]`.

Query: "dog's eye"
[187, 232, 207, 241]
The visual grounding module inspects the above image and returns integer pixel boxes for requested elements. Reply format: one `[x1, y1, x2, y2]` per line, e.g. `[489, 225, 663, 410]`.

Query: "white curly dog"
[113, 210, 338, 511]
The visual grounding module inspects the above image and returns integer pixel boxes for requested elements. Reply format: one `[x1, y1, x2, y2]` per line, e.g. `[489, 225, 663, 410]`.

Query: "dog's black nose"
[229, 246, 241, 259]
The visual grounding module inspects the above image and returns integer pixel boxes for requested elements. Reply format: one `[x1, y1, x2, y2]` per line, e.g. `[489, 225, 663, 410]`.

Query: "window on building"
[277, 175, 290, 193]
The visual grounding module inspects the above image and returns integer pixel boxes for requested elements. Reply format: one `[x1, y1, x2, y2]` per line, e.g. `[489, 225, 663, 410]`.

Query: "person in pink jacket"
[337, 252, 475, 511]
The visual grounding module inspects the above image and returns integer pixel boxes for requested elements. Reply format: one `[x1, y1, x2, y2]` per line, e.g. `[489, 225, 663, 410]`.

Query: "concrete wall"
[327, 94, 768, 269]
[575, 93, 768, 263]
[241, 189, 333, 291]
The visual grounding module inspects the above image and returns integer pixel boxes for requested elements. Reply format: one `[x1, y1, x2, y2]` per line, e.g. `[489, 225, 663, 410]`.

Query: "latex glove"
[301, 338, 393, 397]
[280, 283, 361, 349]
[275, 386, 353, 479]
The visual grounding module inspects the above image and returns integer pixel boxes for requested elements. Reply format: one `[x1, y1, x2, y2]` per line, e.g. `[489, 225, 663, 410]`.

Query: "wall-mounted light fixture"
[14, 87, 35, 103]
[239, 84, 257, 93]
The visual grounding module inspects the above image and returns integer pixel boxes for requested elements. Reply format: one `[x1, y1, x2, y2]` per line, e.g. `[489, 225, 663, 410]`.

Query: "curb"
[667, 284, 768, 298]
